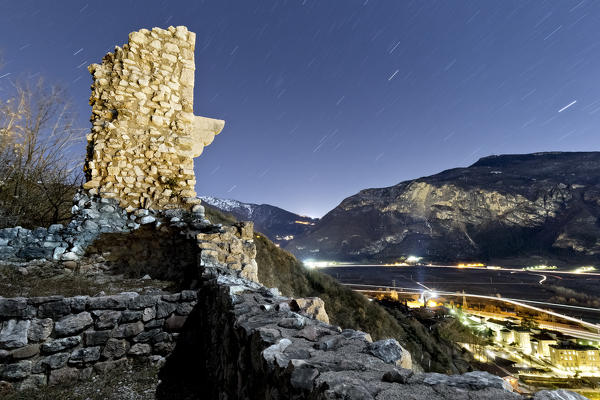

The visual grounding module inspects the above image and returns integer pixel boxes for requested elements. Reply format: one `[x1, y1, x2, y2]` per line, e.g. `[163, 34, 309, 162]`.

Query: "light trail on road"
[323, 263, 600, 277]
[343, 283, 600, 332]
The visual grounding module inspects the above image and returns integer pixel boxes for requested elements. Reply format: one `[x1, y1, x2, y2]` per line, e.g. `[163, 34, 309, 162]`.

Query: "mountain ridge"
[285, 151, 600, 266]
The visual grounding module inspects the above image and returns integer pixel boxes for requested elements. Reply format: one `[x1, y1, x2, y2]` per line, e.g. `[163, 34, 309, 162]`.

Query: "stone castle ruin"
[84, 26, 224, 210]
[0, 27, 581, 400]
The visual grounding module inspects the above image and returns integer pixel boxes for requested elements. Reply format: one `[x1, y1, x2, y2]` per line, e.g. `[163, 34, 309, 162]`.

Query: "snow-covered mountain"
[200, 197, 255, 217]
[200, 196, 319, 246]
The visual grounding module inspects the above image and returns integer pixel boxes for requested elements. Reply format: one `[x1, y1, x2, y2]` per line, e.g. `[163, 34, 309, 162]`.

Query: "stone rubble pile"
[0, 191, 209, 264]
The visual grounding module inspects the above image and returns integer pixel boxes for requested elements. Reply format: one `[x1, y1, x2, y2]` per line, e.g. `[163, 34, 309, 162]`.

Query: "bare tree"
[0, 73, 84, 228]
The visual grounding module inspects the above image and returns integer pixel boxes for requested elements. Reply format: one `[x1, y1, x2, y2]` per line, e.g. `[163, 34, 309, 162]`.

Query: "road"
[320, 264, 600, 324]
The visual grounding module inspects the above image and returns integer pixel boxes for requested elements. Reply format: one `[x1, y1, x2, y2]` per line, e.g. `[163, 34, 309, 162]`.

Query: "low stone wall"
[0, 290, 197, 390]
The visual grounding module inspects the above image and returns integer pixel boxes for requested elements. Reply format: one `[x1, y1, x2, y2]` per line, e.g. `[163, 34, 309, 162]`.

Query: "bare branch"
[0, 73, 84, 228]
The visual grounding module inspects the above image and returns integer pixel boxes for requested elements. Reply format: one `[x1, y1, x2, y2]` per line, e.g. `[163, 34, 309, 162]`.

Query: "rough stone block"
[38, 300, 71, 319]
[10, 344, 39, 359]
[69, 347, 101, 365]
[128, 343, 151, 356]
[102, 338, 130, 359]
[49, 367, 80, 386]
[0, 360, 31, 380]
[39, 352, 70, 370]
[110, 321, 144, 338]
[0, 320, 30, 349]
[155, 301, 177, 319]
[92, 310, 122, 329]
[121, 310, 143, 323]
[41, 336, 81, 354]
[15, 373, 46, 390]
[84, 329, 111, 346]
[0, 298, 28, 318]
[54, 312, 93, 336]
[87, 295, 129, 310]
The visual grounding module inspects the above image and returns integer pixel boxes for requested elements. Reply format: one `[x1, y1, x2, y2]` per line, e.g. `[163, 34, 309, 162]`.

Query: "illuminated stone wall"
[84, 26, 224, 210]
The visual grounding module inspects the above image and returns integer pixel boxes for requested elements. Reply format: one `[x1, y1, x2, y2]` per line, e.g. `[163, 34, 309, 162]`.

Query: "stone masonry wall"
[84, 26, 224, 210]
[0, 290, 197, 390]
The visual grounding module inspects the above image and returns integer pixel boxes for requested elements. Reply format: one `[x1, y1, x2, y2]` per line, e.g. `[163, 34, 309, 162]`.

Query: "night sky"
[1, 1, 599, 217]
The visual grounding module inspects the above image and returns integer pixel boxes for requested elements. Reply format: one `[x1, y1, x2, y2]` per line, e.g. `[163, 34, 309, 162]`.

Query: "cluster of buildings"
[485, 318, 600, 373]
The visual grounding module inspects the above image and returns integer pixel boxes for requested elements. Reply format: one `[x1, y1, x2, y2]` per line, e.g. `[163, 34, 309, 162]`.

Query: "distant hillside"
[201, 196, 318, 246]
[286, 152, 600, 267]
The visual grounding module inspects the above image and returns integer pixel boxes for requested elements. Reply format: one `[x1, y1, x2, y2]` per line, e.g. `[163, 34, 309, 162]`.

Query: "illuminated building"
[531, 333, 557, 358]
[549, 343, 600, 371]
[499, 328, 515, 345]
[513, 327, 532, 354]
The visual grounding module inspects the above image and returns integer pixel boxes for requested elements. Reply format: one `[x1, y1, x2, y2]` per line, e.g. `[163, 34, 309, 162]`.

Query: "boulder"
[290, 297, 329, 324]
[366, 339, 411, 368]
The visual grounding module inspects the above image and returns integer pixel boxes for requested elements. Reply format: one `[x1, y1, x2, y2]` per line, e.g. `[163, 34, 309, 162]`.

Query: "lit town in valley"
[306, 260, 600, 392]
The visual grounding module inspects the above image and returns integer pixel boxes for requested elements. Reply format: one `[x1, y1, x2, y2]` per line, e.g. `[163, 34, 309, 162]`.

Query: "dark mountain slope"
[286, 152, 600, 266]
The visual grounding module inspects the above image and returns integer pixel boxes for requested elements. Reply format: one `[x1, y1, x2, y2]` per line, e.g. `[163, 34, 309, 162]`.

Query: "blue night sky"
[1, 0, 599, 217]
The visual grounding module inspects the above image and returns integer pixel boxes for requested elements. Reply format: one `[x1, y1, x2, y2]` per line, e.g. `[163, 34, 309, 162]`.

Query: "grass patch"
[0, 263, 173, 297]
[0, 361, 159, 400]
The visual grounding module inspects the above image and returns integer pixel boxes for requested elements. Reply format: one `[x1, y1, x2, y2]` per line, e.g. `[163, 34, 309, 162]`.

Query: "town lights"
[303, 260, 329, 269]
[406, 255, 422, 264]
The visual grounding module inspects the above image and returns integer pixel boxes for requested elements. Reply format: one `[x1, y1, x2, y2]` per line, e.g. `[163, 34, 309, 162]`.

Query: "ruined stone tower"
[84, 26, 223, 210]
